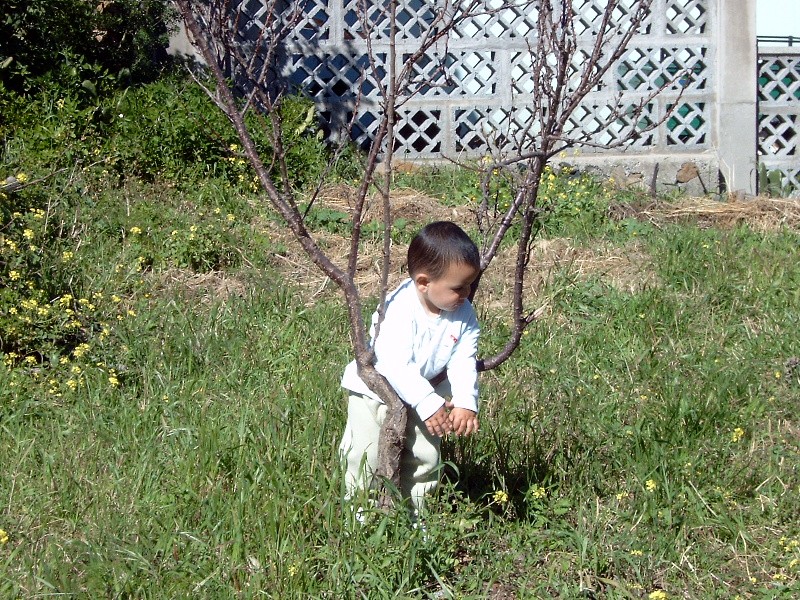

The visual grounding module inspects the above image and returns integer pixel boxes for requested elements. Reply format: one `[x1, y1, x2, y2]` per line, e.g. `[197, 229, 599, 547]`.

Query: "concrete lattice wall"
[183, 0, 765, 194]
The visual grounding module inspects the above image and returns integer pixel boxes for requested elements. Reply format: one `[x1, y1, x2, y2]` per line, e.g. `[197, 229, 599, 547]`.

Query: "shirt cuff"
[450, 396, 478, 414]
[415, 392, 445, 421]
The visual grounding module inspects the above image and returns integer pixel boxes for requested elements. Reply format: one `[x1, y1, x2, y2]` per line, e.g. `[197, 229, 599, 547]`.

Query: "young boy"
[339, 221, 481, 510]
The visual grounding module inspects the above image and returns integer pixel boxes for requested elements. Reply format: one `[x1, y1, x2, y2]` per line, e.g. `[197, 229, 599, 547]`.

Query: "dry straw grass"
[636, 195, 800, 232]
[263, 185, 474, 302]
[314, 184, 467, 226]
[262, 185, 667, 309]
[166, 188, 799, 305]
[149, 269, 249, 302]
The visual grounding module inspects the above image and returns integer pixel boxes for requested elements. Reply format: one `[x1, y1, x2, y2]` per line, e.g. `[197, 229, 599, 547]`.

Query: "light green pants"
[339, 391, 443, 511]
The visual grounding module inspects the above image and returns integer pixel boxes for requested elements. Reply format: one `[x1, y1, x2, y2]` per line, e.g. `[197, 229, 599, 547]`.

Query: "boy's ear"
[413, 273, 430, 290]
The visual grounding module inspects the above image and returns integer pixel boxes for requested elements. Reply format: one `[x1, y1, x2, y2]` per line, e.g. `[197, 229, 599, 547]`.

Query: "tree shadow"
[439, 429, 555, 521]
[227, 0, 386, 155]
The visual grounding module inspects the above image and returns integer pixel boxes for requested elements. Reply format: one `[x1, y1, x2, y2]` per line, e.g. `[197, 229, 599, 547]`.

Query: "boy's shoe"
[354, 506, 367, 525]
[411, 519, 430, 544]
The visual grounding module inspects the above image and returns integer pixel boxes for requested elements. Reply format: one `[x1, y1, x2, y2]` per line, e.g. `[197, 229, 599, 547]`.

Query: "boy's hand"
[447, 405, 479, 436]
[424, 405, 452, 437]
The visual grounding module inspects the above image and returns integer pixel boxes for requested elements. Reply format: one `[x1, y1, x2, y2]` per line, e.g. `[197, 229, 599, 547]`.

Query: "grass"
[2, 141, 800, 597]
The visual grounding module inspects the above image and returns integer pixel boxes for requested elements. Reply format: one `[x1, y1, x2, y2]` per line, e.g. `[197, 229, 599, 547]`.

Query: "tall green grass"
[2, 88, 799, 597]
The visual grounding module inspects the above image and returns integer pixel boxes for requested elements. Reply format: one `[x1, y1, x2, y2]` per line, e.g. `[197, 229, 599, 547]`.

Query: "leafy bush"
[394, 163, 614, 240]
[108, 80, 330, 186]
[0, 169, 262, 368]
[3, 73, 333, 190]
[0, 0, 175, 97]
[537, 165, 614, 237]
[0, 177, 104, 364]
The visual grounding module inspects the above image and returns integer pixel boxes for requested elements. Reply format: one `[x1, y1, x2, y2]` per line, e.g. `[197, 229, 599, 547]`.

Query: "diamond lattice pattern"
[758, 54, 799, 192]
[235, 0, 714, 157]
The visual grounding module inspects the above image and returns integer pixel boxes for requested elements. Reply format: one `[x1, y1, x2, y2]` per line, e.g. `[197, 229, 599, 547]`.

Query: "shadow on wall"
[167, 1, 368, 147]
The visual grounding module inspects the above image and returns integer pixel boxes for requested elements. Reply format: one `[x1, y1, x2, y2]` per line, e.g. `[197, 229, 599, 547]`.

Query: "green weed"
[2, 91, 799, 596]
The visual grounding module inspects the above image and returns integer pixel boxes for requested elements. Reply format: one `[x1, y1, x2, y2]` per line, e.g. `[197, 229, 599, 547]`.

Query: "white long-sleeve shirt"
[341, 278, 480, 421]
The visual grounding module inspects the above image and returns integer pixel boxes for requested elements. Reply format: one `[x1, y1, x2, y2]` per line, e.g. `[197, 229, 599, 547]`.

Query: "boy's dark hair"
[407, 221, 480, 280]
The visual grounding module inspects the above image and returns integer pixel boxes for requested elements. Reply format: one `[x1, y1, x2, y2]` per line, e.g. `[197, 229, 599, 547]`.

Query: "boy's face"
[415, 261, 479, 315]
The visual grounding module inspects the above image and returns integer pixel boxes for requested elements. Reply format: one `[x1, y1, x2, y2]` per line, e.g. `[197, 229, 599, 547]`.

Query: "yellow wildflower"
[645, 479, 657, 492]
[648, 591, 667, 600]
[493, 490, 509, 504]
[129, 226, 142, 235]
[731, 427, 745, 442]
[16, 173, 28, 183]
[0, 529, 8, 544]
[530, 485, 547, 500]
[108, 376, 119, 387]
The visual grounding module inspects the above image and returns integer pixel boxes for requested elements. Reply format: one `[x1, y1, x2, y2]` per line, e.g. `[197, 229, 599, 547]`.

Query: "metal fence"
[757, 47, 800, 193]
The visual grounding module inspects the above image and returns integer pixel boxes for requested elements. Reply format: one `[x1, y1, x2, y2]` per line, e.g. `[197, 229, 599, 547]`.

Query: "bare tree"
[470, 0, 674, 370]
[171, 0, 677, 506]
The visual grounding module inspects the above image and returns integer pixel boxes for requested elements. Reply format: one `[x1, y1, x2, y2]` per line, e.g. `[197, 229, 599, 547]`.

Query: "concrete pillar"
[167, 21, 206, 64]
[716, 0, 758, 194]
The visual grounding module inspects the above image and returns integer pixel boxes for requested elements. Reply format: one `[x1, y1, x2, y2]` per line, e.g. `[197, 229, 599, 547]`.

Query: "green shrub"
[0, 0, 175, 97]
[105, 80, 331, 186]
[0, 178, 103, 364]
[537, 165, 613, 237]
[393, 163, 614, 240]
[3, 73, 332, 190]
